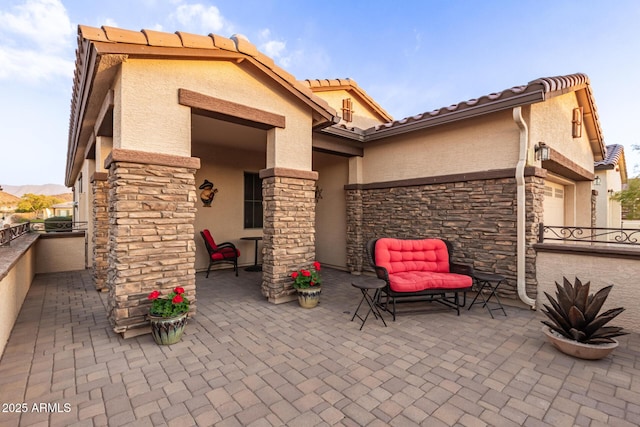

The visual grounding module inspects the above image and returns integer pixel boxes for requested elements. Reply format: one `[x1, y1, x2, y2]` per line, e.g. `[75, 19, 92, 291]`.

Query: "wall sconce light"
[572, 107, 583, 138]
[608, 189, 615, 195]
[535, 142, 550, 161]
[594, 176, 602, 186]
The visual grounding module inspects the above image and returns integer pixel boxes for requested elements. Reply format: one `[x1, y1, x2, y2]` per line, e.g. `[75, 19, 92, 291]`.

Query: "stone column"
[345, 186, 363, 273]
[91, 172, 109, 291]
[259, 167, 317, 304]
[525, 171, 546, 299]
[105, 149, 200, 337]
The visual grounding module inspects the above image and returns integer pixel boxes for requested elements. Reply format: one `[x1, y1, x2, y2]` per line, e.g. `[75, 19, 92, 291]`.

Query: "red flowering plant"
[147, 287, 190, 318]
[290, 261, 322, 289]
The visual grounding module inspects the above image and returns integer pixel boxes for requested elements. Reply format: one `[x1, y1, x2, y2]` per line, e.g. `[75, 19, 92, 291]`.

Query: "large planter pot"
[149, 312, 188, 345]
[543, 327, 618, 360]
[296, 287, 321, 308]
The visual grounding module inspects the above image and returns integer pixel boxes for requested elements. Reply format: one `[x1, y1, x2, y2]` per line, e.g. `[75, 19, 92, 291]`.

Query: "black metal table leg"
[468, 272, 507, 318]
[351, 282, 387, 330]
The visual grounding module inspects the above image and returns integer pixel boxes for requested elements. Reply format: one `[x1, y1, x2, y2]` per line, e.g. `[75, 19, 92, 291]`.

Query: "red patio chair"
[200, 229, 240, 278]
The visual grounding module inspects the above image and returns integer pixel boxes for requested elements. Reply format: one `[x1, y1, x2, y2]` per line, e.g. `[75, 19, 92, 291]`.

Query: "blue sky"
[1, 0, 639, 186]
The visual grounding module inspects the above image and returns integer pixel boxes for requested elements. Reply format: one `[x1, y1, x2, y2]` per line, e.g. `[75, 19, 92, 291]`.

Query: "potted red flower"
[147, 286, 190, 345]
[291, 261, 322, 308]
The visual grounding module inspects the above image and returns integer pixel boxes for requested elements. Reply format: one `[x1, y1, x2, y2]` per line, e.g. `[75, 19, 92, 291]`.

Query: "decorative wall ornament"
[315, 186, 323, 203]
[199, 179, 218, 207]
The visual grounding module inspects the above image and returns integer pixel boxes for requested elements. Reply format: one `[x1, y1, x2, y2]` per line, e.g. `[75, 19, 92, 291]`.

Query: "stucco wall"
[35, 233, 86, 273]
[0, 234, 37, 358]
[312, 89, 386, 130]
[192, 144, 266, 272]
[595, 169, 623, 229]
[313, 152, 348, 269]
[536, 249, 639, 333]
[361, 111, 519, 184]
[117, 59, 314, 171]
[529, 93, 595, 172]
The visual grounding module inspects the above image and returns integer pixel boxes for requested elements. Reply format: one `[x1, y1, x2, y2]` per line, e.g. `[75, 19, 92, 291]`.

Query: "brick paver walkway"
[0, 268, 639, 426]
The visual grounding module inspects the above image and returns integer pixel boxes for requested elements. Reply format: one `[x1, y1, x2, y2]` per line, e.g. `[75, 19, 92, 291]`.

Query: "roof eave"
[364, 90, 545, 141]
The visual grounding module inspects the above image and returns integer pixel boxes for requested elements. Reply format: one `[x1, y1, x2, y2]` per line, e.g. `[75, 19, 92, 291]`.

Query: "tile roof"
[72, 25, 335, 114]
[595, 144, 624, 167]
[366, 73, 604, 155]
[67, 25, 338, 185]
[301, 78, 393, 122]
[595, 144, 627, 183]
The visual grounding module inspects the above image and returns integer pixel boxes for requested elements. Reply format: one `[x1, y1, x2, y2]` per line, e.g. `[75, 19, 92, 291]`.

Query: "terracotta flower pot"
[543, 327, 618, 360]
[149, 312, 188, 345]
[296, 287, 321, 308]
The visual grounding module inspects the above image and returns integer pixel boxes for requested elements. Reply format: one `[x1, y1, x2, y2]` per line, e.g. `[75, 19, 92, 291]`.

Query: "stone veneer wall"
[260, 168, 317, 303]
[591, 190, 597, 228]
[345, 188, 363, 273]
[91, 173, 109, 291]
[105, 149, 200, 336]
[346, 168, 546, 300]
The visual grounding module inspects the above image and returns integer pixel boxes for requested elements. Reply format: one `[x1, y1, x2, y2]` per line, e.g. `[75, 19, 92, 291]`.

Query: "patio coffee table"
[350, 281, 387, 330]
[468, 272, 507, 318]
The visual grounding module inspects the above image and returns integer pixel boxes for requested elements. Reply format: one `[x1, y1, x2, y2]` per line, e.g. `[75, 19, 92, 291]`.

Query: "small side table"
[351, 281, 387, 330]
[240, 237, 262, 272]
[468, 272, 507, 318]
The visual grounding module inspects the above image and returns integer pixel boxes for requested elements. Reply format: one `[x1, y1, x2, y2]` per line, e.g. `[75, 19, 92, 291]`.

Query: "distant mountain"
[2, 184, 71, 197]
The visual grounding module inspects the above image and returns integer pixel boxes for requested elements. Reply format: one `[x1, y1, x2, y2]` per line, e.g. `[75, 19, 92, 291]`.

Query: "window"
[244, 172, 263, 228]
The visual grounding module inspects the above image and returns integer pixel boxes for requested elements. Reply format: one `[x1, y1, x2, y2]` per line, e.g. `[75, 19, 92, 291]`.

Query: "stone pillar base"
[345, 188, 363, 274]
[260, 167, 318, 303]
[105, 149, 200, 336]
[91, 172, 109, 291]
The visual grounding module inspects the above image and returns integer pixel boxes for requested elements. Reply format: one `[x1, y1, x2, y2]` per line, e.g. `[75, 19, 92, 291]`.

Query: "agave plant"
[541, 277, 627, 345]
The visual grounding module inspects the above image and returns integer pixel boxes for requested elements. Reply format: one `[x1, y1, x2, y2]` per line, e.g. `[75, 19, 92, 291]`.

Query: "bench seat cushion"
[375, 238, 450, 274]
[388, 271, 472, 293]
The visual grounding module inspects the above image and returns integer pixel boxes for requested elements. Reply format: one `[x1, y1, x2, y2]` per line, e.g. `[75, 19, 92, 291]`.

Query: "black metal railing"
[0, 222, 31, 246]
[538, 223, 640, 246]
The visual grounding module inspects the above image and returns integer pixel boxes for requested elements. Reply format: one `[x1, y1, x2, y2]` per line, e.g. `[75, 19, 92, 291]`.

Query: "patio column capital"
[259, 167, 318, 181]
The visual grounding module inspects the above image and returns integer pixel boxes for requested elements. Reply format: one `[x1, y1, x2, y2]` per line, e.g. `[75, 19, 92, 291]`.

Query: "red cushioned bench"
[367, 238, 474, 320]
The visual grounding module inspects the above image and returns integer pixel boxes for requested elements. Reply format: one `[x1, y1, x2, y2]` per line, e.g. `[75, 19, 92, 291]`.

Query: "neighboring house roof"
[301, 78, 393, 123]
[66, 25, 338, 186]
[595, 144, 628, 183]
[52, 201, 75, 209]
[595, 144, 623, 167]
[364, 73, 606, 159]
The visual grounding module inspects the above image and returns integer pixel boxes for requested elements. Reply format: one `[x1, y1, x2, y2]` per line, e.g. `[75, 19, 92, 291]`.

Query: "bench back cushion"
[375, 238, 450, 275]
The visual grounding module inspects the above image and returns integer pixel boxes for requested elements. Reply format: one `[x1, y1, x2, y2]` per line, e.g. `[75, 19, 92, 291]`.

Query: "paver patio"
[0, 268, 638, 426]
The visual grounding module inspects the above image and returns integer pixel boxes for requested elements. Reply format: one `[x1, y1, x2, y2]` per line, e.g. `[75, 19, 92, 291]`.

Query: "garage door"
[543, 181, 565, 226]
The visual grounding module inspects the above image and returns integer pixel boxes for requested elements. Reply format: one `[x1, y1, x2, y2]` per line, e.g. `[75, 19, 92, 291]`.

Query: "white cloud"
[0, 0, 74, 82]
[257, 27, 292, 67]
[103, 17, 119, 28]
[262, 40, 286, 60]
[0, 0, 73, 51]
[259, 28, 271, 39]
[0, 46, 73, 82]
[172, 3, 233, 34]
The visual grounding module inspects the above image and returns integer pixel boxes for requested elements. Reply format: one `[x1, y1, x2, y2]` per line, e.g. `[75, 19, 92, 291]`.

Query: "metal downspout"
[513, 107, 536, 309]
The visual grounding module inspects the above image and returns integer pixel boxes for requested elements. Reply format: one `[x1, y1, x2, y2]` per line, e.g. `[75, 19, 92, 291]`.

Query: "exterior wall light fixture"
[572, 107, 583, 138]
[535, 142, 550, 161]
[594, 176, 602, 186]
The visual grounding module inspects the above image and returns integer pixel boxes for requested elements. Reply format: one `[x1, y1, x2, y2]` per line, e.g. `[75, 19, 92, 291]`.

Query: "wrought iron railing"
[538, 223, 640, 246]
[0, 222, 31, 246]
